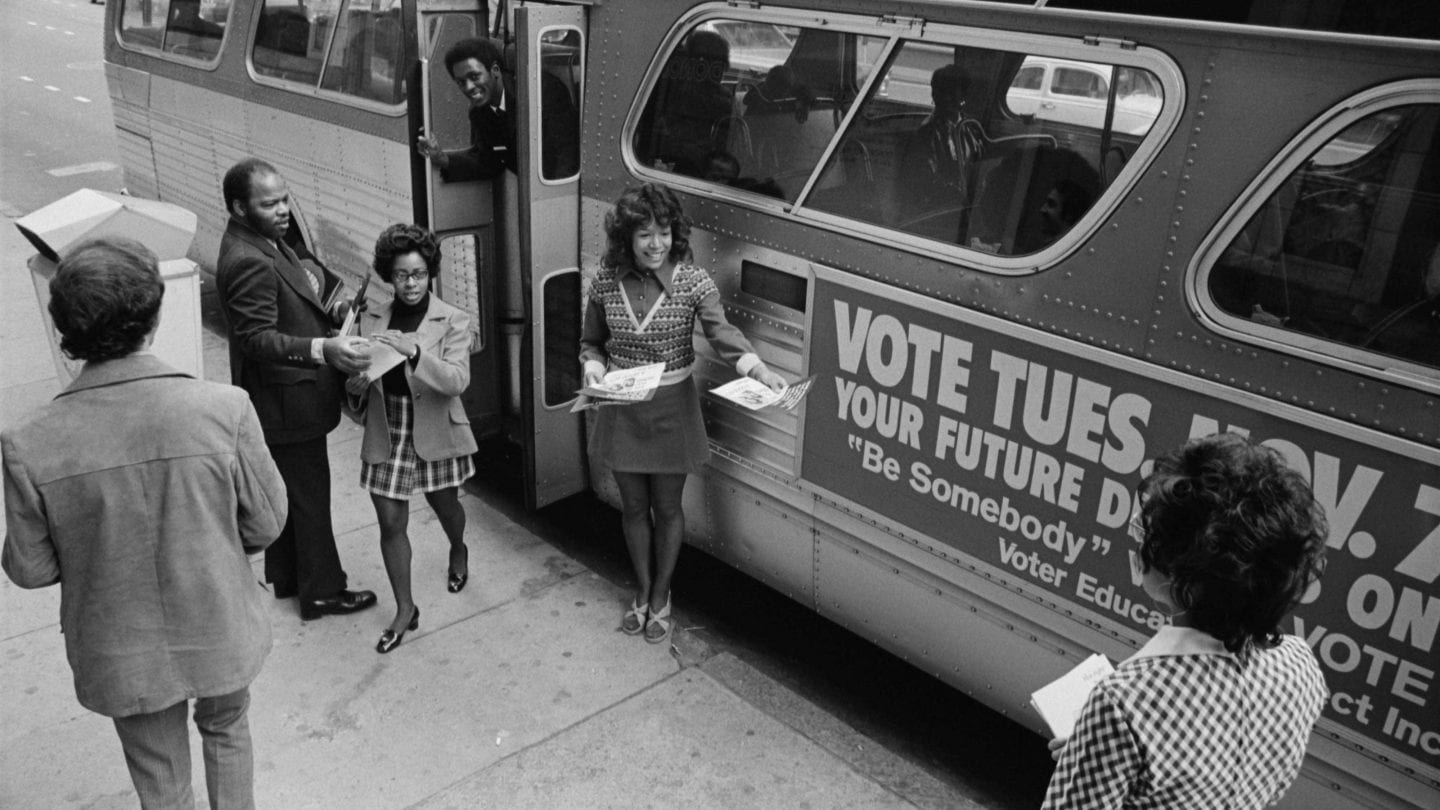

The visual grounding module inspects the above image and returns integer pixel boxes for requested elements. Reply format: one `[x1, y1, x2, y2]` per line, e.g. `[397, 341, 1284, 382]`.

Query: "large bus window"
[120, 0, 229, 61]
[320, 1, 404, 104]
[539, 28, 581, 182]
[252, 0, 404, 106]
[808, 43, 1161, 255]
[1208, 104, 1440, 371]
[633, 19, 870, 203]
[252, 0, 330, 86]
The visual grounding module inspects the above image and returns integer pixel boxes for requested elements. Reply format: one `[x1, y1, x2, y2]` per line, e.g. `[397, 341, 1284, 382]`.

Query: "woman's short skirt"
[361, 393, 475, 499]
[588, 376, 708, 475]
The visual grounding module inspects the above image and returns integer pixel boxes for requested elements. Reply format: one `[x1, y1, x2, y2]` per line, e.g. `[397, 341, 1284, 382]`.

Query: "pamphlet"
[1029, 653, 1114, 738]
[359, 340, 408, 378]
[710, 375, 816, 411]
[570, 363, 666, 411]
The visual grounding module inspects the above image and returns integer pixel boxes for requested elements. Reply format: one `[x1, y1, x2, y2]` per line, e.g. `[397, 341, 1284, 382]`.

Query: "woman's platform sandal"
[621, 598, 648, 635]
[644, 595, 672, 645]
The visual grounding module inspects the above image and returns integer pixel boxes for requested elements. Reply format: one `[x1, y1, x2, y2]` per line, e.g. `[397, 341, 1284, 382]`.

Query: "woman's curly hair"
[49, 237, 164, 363]
[601, 183, 692, 270]
[373, 223, 441, 282]
[1136, 432, 1328, 657]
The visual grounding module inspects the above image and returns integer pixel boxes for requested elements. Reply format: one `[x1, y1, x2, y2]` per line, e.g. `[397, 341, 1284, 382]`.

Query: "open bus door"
[514, 4, 587, 508]
[414, 3, 504, 437]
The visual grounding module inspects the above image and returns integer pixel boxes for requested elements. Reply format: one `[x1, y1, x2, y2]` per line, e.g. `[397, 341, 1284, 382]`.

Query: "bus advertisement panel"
[801, 268, 1440, 778]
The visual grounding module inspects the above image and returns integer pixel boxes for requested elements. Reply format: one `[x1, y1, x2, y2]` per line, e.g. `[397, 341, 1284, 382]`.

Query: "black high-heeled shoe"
[447, 545, 469, 593]
[375, 605, 420, 654]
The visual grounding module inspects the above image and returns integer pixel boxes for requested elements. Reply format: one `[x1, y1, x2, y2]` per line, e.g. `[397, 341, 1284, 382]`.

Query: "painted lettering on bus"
[834, 300, 974, 414]
[990, 350, 1152, 477]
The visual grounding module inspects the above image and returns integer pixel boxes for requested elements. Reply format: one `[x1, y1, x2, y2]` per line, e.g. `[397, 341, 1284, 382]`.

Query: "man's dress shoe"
[300, 589, 378, 620]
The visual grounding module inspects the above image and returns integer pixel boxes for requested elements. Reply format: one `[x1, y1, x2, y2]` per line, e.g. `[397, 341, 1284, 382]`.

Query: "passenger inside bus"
[898, 65, 986, 234]
[646, 30, 737, 178]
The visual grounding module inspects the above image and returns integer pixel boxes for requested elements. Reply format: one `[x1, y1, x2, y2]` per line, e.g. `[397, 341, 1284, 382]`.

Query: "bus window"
[119, 0, 229, 61]
[632, 19, 870, 203]
[252, 0, 405, 106]
[538, 28, 582, 182]
[252, 0, 330, 86]
[541, 271, 581, 407]
[319, 0, 405, 103]
[1208, 104, 1440, 371]
[807, 41, 1164, 256]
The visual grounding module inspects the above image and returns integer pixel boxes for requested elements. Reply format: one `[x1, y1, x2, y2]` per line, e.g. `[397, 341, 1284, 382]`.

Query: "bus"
[102, 1, 1439, 806]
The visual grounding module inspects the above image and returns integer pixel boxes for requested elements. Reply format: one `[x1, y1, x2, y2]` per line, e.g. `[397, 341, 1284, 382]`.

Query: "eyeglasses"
[393, 270, 430, 284]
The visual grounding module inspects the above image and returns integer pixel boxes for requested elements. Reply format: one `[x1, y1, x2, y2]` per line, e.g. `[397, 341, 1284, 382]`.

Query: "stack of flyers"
[571, 363, 665, 411]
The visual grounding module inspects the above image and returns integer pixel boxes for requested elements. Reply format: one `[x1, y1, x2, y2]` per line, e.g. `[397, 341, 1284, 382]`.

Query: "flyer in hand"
[571, 363, 666, 411]
[1029, 653, 1114, 739]
[710, 375, 816, 411]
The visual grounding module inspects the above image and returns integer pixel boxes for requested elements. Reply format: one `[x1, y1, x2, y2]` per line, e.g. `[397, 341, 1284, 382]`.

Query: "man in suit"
[416, 36, 578, 182]
[4, 237, 287, 808]
[215, 157, 377, 620]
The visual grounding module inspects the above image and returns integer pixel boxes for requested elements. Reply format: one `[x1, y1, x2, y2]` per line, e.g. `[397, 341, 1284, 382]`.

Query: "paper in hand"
[578, 363, 665, 402]
[1029, 653, 1114, 738]
[711, 375, 816, 411]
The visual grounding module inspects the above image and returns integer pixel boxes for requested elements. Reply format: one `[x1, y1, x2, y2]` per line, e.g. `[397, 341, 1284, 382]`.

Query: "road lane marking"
[20, 76, 35, 82]
[74, 96, 92, 103]
[47, 162, 118, 177]
[44, 86, 60, 92]
[66, 31, 76, 36]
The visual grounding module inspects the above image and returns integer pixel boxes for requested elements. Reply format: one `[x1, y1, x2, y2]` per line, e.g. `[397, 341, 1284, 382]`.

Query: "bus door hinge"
[879, 14, 925, 34]
[1083, 35, 1138, 51]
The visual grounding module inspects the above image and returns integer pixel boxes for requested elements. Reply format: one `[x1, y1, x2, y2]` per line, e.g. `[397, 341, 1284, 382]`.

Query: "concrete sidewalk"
[0, 215, 977, 809]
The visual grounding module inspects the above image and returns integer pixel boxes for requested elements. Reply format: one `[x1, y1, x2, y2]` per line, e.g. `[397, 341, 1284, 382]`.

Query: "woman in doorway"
[579, 184, 787, 644]
[347, 224, 477, 654]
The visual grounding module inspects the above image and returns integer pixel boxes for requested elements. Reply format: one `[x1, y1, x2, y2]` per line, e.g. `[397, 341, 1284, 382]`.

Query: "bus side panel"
[812, 499, 1099, 729]
[689, 455, 817, 606]
[139, 75, 411, 286]
[105, 62, 159, 201]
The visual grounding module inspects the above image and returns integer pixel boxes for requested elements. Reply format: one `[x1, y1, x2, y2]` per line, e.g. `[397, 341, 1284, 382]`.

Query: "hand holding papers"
[571, 363, 665, 411]
[1030, 653, 1114, 739]
[711, 375, 815, 411]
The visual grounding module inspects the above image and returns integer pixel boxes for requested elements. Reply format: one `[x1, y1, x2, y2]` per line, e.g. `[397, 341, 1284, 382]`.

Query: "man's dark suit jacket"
[440, 71, 578, 182]
[216, 216, 343, 445]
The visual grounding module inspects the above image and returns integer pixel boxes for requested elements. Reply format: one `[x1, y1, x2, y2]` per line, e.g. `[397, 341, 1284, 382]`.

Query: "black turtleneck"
[381, 292, 428, 394]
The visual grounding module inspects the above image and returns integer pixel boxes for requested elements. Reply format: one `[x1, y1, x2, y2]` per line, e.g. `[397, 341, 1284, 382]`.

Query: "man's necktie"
[277, 240, 320, 298]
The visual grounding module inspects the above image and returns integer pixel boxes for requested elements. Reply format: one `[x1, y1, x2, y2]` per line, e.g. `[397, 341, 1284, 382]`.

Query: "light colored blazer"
[354, 294, 477, 465]
[2, 355, 286, 717]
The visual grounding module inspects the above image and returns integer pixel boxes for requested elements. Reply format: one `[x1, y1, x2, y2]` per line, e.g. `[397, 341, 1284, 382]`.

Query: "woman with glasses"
[346, 224, 477, 654]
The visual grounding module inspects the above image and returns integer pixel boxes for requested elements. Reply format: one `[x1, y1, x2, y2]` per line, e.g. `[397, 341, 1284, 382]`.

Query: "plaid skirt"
[360, 393, 475, 499]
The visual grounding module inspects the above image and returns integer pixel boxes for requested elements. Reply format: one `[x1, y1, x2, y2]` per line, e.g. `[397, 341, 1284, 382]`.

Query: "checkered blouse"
[1043, 626, 1327, 809]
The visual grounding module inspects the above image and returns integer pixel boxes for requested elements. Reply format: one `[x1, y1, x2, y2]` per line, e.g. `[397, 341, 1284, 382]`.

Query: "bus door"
[515, 3, 586, 508]
[415, 3, 503, 435]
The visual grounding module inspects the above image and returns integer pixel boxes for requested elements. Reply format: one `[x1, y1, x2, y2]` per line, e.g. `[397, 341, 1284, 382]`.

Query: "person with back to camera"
[4, 238, 287, 809]
[580, 183, 787, 644]
[1043, 432, 1329, 809]
[346, 224, 478, 654]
